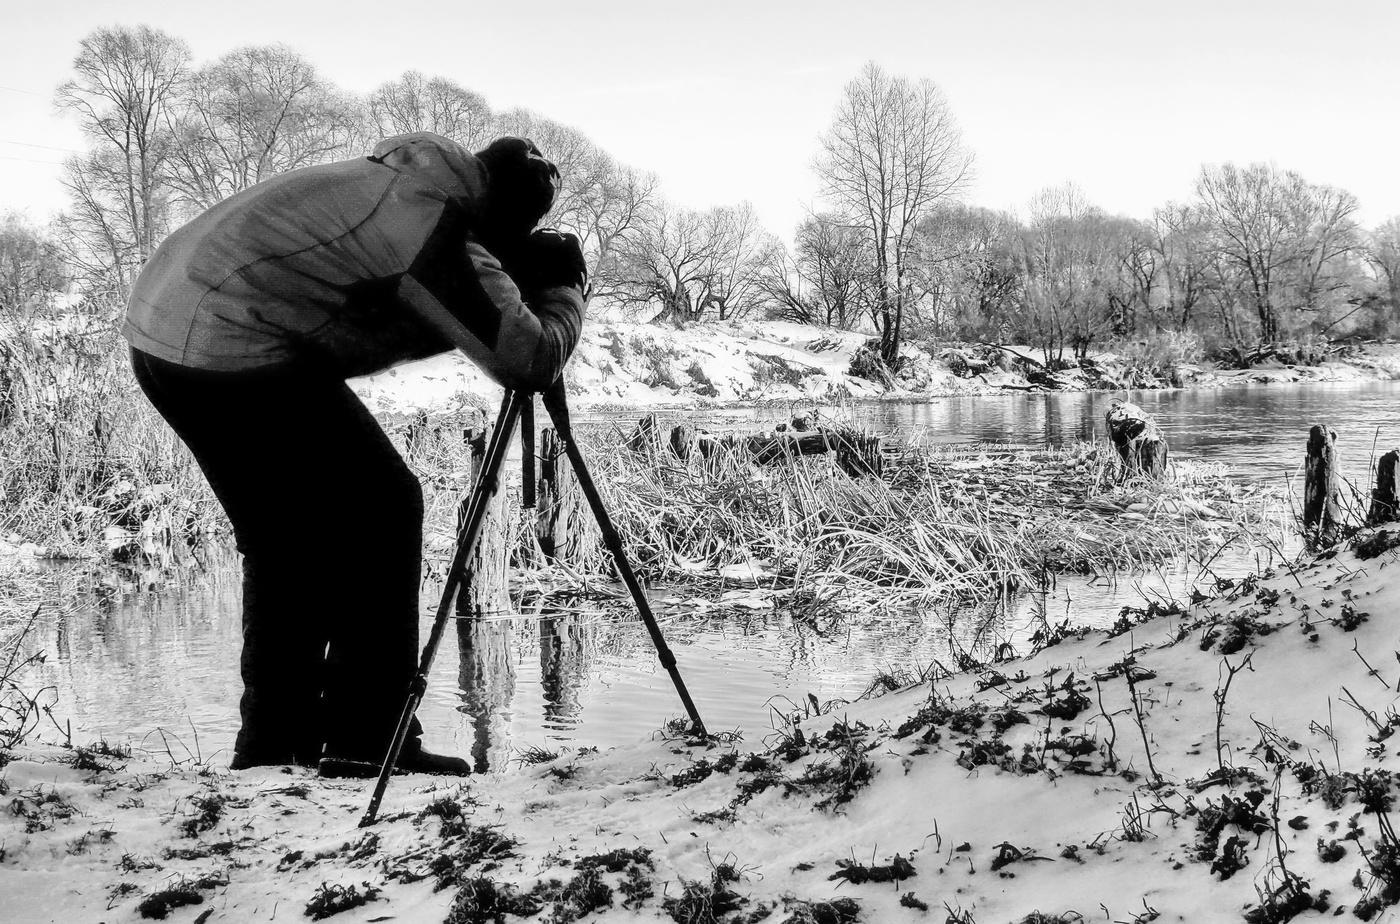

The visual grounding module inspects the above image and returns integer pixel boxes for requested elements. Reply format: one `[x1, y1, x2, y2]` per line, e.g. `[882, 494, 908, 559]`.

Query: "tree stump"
[1367, 448, 1398, 526]
[404, 409, 440, 461]
[536, 427, 590, 563]
[1303, 424, 1342, 543]
[1104, 400, 1169, 479]
[456, 424, 511, 619]
[835, 433, 884, 477]
[668, 424, 696, 461]
[625, 414, 661, 455]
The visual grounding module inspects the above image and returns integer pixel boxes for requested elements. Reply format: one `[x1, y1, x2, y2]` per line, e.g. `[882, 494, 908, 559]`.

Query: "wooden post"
[1367, 448, 1399, 526]
[1303, 424, 1342, 542]
[404, 409, 436, 461]
[457, 423, 511, 618]
[536, 427, 588, 562]
[625, 414, 661, 455]
[668, 424, 695, 461]
[1104, 399, 1169, 479]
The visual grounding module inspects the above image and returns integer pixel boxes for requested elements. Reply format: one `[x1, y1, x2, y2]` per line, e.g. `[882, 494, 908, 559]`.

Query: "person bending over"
[124, 132, 587, 773]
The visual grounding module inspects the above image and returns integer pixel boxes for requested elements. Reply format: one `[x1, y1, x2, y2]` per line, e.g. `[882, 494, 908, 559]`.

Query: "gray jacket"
[124, 133, 584, 390]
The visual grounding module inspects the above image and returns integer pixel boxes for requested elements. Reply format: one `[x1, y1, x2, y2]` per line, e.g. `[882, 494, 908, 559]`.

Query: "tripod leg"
[540, 385, 707, 737]
[354, 389, 528, 826]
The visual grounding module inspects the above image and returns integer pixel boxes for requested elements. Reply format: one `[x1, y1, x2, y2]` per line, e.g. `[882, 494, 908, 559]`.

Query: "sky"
[2, 0, 1398, 242]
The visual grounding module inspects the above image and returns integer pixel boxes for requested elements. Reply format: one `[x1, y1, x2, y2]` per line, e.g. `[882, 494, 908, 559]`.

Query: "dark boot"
[399, 742, 471, 775]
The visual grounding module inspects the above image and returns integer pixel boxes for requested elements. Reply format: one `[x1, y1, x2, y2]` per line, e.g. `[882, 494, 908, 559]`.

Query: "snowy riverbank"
[5, 528, 1400, 923]
[350, 320, 1400, 416]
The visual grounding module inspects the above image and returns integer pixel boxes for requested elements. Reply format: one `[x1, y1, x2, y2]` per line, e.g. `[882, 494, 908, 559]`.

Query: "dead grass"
[0, 298, 223, 562]
[403, 414, 1282, 612]
[0, 301, 1281, 618]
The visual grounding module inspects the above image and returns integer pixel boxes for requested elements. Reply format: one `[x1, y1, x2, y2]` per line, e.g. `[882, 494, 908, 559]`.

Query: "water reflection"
[22, 565, 244, 762]
[13, 550, 1283, 763]
[537, 615, 589, 729]
[450, 608, 602, 771]
[453, 618, 516, 773]
[19, 380, 1400, 763]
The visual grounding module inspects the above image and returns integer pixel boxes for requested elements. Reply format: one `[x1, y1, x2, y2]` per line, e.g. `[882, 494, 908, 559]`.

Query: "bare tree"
[54, 25, 190, 291]
[1109, 217, 1160, 337]
[164, 45, 362, 213]
[702, 203, 779, 321]
[1294, 183, 1363, 333]
[903, 210, 961, 337]
[613, 201, 774, 324]
[613, 202, 718, 323]
[0, 215, 66, 313]
[556, 150, 658, 301]
[1149, 204, 1213, 332]
[1195, 163, 1293, 343]
[368, 70, 492, 149]
[1367, 217, 1400, 308]
[1019, 185, 1136, 363]
[927, 204, 1022, 341]
[765, 212, 871, 328]
[1193, 162, 1362, 345]
[815, 61, 972, 364]
[906, 204, 1026, 339]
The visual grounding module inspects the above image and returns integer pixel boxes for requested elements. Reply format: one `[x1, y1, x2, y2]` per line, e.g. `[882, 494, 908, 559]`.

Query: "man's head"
[474, 136, 560, 243]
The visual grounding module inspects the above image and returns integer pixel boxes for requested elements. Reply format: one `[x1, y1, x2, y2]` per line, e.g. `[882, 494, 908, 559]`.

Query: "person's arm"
[396, 235, 586, 392]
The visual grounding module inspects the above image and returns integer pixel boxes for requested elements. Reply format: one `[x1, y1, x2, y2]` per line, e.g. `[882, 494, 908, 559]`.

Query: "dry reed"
[402, 414, 1284, 612]
[0, 299, 1283, 619]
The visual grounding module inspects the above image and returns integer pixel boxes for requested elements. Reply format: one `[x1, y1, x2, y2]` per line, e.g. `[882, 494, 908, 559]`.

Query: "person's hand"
[516, 229, 586, 293]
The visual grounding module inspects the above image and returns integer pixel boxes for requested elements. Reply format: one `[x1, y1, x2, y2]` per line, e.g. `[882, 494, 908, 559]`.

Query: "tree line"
[4, 26, 1399, 372]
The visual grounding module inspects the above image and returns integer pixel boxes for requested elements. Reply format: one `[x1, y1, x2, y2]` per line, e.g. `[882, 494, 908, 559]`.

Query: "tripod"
[349, 382, 706, 827]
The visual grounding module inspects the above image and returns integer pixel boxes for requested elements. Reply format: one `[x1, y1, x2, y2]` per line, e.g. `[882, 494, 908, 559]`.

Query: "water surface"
[20, 380, 1400, 768]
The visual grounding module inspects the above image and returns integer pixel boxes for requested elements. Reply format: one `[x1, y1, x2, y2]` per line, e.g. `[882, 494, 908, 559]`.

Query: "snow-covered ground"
[350, 320, 1400, 417]
[352, 320, 925, 415]
[6, 528, 1400, 923]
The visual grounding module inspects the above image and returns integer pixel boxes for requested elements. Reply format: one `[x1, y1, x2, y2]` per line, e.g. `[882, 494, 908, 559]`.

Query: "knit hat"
[474, 136, 560, 238]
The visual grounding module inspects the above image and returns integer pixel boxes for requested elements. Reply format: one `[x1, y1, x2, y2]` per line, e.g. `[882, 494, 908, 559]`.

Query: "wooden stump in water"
[1104, 399, 1169, 479]
[535, 427, 590, 562]
[668, 423, 696, 461]
[1303, 424, 1343, 542]
[625, 414, 661, 455]
[835, 433, 884, 478]
[457, 423, 511, 619]
[404, 409, 440, 461]
[1367, 448, 1398, 526]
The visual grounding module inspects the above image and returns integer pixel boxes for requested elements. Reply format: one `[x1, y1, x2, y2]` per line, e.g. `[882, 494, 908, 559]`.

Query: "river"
[19, 380, 1400, 769]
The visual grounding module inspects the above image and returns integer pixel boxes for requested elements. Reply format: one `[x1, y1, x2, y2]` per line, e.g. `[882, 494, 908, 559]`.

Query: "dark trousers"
[130, 348, 423, 766]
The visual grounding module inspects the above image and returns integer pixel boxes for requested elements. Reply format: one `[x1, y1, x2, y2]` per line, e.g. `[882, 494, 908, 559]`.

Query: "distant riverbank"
[350, 320, 1400, 415]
